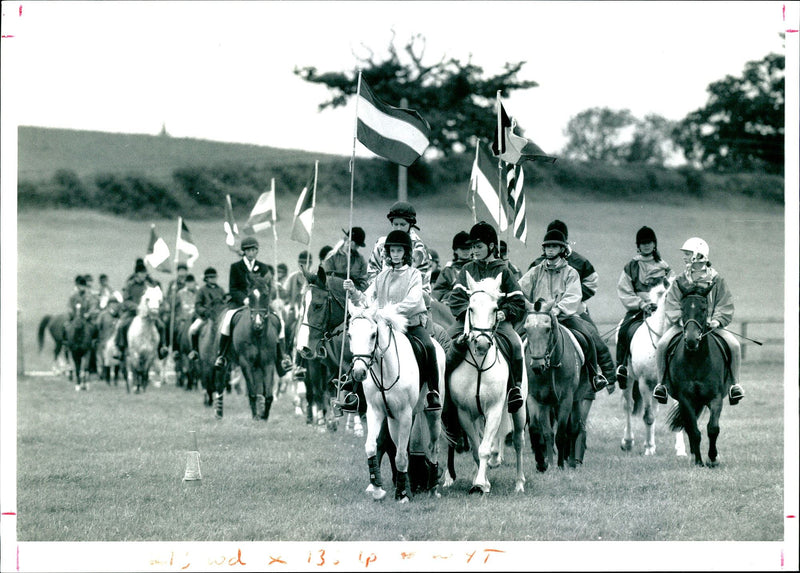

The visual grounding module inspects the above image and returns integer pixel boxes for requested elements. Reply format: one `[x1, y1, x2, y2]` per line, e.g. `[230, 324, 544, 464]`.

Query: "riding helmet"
[343, 227, 366, 248]
[452, 231, 471, 251]
[542, 228, 568, 248]
[298, 250, 312, 264]
[386, 201, 418, 228]
[384, 230, 413, 252]
[546, 219, 569, 241]
[75, 275, 87, 287]
[469, 221, 498, 248]
[681, 237, 709, 262]
[204, 267, 218, 279]
[636, 226, 657, 246]
[240, 236, 259, 250]
[134, 258, 147, 273]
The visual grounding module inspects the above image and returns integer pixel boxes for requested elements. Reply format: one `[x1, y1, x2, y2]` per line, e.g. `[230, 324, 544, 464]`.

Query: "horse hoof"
[620, 440, 633, 452]
[536, 463, 548, 473]
[74, 386, 81, 392]
[694, 460, 705, 467]
[442, 475, 455, 488]
[707, 459, 719, 468]
[372, 489, 387, 501]
[396, 496, 410, 504]
[468, 485, 486, 496]
[644, 447, 656, 456]
[515, 483, 525, 494]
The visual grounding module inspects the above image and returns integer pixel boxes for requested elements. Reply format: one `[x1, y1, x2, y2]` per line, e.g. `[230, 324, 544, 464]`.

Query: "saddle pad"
[407, 334, 429, 389]
[562, 327, 585, 365]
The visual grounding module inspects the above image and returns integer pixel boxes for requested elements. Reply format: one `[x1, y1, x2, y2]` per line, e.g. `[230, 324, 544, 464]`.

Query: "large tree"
[561, 107, 636, 163]
[672, 52, 785, 173]
[294, 33, 539, 156]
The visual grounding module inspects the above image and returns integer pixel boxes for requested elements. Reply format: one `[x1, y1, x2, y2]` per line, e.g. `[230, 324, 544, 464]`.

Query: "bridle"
[463, 289, 503, 417]
[349, 313, 401, 419]
[526, 310, 563, 371]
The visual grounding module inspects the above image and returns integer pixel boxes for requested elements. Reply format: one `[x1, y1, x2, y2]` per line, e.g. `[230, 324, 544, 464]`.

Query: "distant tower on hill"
[159, 122, 170, 137]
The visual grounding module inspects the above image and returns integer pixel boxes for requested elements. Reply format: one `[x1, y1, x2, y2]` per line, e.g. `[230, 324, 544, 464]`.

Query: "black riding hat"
[469, 221, 497, 247]
[547, 219, 569, 240]
[204, 267, 218, 279]
[452, 231, 471, 250]
[344, 227, 366, 248]
[387, 201, 418, 229]
[384, 230, 413, 252]
[134, 258, 147, 273]
[636, 226, 657, 246]
[542, 228, 568, 248]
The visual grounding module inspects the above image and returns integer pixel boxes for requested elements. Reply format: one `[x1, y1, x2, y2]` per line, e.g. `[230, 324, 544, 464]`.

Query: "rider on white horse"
[443, 221, 527, 419]
[343, 230, 442, 412]
[614, 226, 673, 388]
[653, 237, 744, 405]
[518, 227, 615, 392]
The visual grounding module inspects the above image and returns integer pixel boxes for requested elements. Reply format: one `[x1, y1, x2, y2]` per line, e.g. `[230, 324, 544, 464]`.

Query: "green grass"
[15, 360, 783, 542]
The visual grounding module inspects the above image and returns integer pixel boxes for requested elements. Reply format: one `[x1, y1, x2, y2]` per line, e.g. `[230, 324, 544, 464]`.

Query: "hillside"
[17, 126, 344, 181]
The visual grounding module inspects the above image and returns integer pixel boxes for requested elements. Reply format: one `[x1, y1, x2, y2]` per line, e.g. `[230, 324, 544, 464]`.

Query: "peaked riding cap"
[134, 258, 147, 273]
[546, 219, 569, 241]
[452, 231, 471, 250]
[469, 221, 497, 246]
[542, 228, 568, 247]
[384, 230, 413, 252]
[343, 227, 366, 247]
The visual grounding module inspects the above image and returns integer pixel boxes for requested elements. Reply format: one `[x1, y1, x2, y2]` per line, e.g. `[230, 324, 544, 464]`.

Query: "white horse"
[126, 285, 163, 394]
[348, 304, 438, 503]
[444, 272, 526, 495]
[619, 277, 687, 456]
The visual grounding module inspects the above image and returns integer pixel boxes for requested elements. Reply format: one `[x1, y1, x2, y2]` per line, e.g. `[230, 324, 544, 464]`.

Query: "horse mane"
[376, 305, 408, 334]
[470, 274, 503, 300]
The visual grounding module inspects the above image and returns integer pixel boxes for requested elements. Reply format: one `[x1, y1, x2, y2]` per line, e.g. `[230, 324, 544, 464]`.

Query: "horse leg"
[510, 404, 526, 493]
[680, 400, 703, 466]
[471, 405, 503, 495]
[529, 400, 550, 472]
[621, 383, 635, 451]
[376, 420, 398, 486]
[262, 364, 275, 421]
[572, 397, 592, 466]
[388, 413, 412, 503]
[674, 428, 688, 457]
[706, 397, 723, 467]
[365, 408, 387, 501]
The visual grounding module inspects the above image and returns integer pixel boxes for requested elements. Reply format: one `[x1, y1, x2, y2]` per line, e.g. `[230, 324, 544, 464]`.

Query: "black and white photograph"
[1, 2, 798, 571]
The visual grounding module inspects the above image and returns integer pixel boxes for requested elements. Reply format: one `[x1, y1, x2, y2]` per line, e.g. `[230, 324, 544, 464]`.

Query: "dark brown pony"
[665, 286, 729, 467]
[63, 304, 96, 390]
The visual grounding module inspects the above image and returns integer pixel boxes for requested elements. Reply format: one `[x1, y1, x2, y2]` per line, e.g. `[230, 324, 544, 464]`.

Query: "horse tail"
[632, 380, 643, 416]
[37, 315, 52, 352]
[666, 402, 684, 432]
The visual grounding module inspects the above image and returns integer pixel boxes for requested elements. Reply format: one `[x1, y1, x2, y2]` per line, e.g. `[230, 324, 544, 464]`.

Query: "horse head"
[295, 267, 345, 360]
[681, 290, 711, 351]
[465, 272, 503, 354]
[138, 286, 163, 320]
[246, 274, 271, 333]
[525, 298, 557, 373]
[347, 305, 378, 383]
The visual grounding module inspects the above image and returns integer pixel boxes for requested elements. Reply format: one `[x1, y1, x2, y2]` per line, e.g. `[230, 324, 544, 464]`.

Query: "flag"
[242, 181, 276, 236]
[491, 98, 557, 165]
[176, 218, 200, 268]
[224, 194, 240, 254]
[291, 163, 317, 245]
[506, 164, 528, 244]
[468, 139, 508, 232]
[356, 75, 431, 167]
[144, 224, 171, 273]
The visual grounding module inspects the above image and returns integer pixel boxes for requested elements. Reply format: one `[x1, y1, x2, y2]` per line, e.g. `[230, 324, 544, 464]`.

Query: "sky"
[0, 1, 793, 160]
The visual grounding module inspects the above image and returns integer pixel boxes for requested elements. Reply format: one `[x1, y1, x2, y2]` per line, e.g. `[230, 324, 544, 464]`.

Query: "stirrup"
[507, 387, 523, 414]
[214, 355, 227, 369]
[615, 364, 628, 389]
[340, 392, 359, 413]
[653, 384, 668, 404]
[729, 384, 744, 405]
[424, 390, 442, 412]
[188, 350, 199, 360]
[591, 373, 608, 393]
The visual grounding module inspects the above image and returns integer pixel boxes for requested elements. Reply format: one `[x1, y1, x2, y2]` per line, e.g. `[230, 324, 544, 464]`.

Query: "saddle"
[664, 331, 733, 385]
[407, 334, 431, 390]
[561, 326, 586, 365]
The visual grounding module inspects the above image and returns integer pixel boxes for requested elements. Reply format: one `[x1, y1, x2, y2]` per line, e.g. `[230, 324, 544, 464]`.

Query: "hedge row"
[17, 154, 784, 218]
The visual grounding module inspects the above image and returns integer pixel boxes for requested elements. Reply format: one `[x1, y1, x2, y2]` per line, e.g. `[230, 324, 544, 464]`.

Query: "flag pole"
[271, 178, 278, 283]
[496, 90, 505, 234]
[337, 71, 361, 397]
[310, 160, 318, 249]
[471, 139, 479, 225]
[169, 217, 182, 353]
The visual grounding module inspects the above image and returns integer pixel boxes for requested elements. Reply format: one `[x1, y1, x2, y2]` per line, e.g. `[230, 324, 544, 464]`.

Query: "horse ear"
[317, 265, 327, 286]
[465, 271, 476, 292]
[525, 300, 535, 313]
[533, 298, 543, 312]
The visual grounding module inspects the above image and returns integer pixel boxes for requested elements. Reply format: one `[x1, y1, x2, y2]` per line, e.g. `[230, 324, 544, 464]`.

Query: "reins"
[349, 314, 402, 419]
[526, 311, 564, 402]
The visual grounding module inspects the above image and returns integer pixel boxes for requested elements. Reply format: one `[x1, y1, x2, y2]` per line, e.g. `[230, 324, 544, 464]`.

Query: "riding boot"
[424, 351, 442, 412]
[215, 334, 231, 369]
[615, 364, 629, 389]
[188, 331, 200, 360]
[275, 342, 290, 377]
[596, 337, 616, 394]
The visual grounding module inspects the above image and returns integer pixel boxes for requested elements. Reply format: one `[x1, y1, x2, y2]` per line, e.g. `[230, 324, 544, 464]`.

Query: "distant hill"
[17, 126, 345, 181]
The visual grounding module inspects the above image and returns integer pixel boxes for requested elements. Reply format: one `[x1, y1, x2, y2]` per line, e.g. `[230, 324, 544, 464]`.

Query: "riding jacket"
[174, 285, 198, 321]
[195, 282, 227, 320]
[617, 255, 673, 315]
[367, 229, 432, 297]
[448, 258, 526, 328]
[68, 290, 97, 320]
[228, 257, 267, 307]
[432, 258, 468, 304]
[531, 249, 598, 315]
[662, 267, 734, 329]
[322, 242, 368, 291]
[518, 257, 582, 318]
[354, 264, 427, 328]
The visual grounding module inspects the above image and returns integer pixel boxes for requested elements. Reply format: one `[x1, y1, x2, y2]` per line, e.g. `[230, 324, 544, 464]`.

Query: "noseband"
[527, 311, 562, 370]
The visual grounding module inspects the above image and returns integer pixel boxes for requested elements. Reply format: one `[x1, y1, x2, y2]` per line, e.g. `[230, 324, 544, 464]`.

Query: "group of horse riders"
[64, 198, 744, 412]
[327, 201, 745, 444]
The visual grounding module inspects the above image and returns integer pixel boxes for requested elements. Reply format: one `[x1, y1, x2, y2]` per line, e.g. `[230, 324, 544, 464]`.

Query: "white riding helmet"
[681, 237, 709, 262]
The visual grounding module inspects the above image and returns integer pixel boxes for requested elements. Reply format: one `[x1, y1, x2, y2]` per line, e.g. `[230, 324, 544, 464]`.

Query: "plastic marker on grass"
[182, 430, 202, 485]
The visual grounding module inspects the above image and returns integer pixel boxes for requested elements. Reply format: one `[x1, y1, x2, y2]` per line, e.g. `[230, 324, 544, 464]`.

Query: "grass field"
[6, 194, 792, 570]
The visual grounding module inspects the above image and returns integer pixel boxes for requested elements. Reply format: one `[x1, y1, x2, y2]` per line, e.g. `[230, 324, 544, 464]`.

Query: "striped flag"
[291, 163, 317, 245]
[505, 164, 527, 244]
[468, 139, 508, 232]
[356, 75, 431, 167]
[176, 217, 200, 268]
[491, 95, 557, 165]
[224, 194, 240, 254]
[144, 224, 171, 273]
[242, 179, 277, 236]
